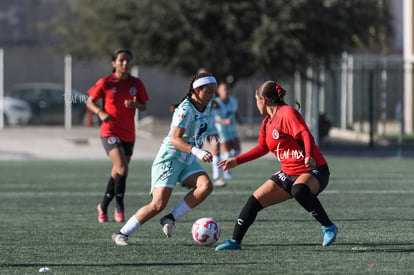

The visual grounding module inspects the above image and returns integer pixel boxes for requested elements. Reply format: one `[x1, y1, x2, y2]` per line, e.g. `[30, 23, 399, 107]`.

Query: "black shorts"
[101, 136, 134, 156]
[270, 164, 330, 195]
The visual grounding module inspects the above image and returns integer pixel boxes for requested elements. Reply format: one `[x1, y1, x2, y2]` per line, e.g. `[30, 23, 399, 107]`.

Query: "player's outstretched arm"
[218, 158, 238, 171]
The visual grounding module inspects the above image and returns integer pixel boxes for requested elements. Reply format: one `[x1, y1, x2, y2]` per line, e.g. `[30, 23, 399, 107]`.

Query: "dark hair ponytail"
[256, 81, 300, 109]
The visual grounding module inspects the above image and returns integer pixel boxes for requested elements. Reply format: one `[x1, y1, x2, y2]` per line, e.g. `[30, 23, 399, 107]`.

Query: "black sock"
[232, 195, 263, 243]
[101, 177, 115, 213]
[114, 174, 127, 213]
[291, 184, 333, 226]
[162, 213, 175, 223]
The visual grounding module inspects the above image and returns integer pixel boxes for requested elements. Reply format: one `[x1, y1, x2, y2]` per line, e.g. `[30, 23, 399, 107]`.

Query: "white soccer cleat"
[112, 232, 128, 246]
[160, 215, 175, 238]
[213, 178, 227, 187]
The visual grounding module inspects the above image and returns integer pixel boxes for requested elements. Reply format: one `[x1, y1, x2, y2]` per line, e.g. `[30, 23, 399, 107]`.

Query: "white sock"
[171, 199, 192, 220]
[221, 152, 230, 161]
[221, 152, 232, 179]
[212, 155, 220, 180]
[120, 215, 142, 236]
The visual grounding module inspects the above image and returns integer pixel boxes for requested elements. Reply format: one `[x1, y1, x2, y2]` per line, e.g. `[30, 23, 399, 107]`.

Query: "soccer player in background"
[86, 48, 149, 223]
[213, 82, 242, 184]
[196, 68, 224, 187]
[206, 100, 224, 186]
[112, 72, 217, 246]
[215, 81, 337, 250]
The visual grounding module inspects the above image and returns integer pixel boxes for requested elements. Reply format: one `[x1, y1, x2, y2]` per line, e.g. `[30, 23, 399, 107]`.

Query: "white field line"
[0, 189, 413, 198]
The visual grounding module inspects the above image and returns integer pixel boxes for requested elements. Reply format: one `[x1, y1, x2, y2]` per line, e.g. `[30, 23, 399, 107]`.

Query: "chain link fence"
[233, 53, 405, 144]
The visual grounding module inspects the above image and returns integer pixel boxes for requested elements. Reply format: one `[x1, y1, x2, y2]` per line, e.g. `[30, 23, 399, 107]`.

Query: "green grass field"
[0, 156, 413, 274]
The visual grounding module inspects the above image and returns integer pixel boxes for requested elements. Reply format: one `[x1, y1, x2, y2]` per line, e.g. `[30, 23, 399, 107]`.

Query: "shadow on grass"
[218, 219, 319, 223]
[0, 261, 261, 268]
[339, 242, 414, 253]
[218, 218, 414, 224]
[335, 218, 414, 222]
[235, 242, 414, 253]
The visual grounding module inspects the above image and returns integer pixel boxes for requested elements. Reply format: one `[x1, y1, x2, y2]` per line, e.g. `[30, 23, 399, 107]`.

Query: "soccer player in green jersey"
[112, 73, 218, 245]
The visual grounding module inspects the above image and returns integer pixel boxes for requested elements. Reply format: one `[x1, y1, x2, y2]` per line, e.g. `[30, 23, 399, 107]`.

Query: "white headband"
[192, 76, 217, 89]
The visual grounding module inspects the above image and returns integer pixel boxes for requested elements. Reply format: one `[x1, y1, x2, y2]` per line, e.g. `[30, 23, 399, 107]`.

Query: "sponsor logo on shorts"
[275, 171, 287, 182]
[158, 161, 173, 181]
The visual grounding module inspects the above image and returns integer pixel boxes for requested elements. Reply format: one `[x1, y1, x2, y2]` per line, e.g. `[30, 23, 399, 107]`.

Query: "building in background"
[0, 0, 409, 135]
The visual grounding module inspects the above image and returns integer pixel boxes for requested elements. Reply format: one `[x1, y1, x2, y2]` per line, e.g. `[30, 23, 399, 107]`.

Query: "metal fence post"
[0, 48, 4, 130]
[368, 70, 374, 148]
[64, 54, 72, 130]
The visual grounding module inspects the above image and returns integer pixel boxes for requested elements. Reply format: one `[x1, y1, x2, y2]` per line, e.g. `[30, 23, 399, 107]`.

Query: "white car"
[3, 96, 32, 126]
[6, 83, 87, 125]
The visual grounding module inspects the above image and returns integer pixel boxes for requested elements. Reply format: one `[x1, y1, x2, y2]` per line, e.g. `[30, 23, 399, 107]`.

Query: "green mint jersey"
[154, 97, 212, 165]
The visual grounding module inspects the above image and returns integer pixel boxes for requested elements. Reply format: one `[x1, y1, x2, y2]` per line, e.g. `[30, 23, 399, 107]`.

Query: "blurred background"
[0, 0, 411, 152]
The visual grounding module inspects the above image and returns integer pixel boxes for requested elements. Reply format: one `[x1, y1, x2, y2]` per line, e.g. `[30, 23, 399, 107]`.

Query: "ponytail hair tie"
[275, 83, 286, 98]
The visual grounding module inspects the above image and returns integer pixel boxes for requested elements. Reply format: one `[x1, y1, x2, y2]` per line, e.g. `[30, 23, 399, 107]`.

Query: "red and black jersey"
[236, 105, 326, 175]
[88, 73, 149, 142]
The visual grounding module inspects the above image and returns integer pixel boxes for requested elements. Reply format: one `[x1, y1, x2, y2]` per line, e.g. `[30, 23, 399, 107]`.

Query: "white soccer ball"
[191, 217, 221, 246]
[39, 266, 52, 273]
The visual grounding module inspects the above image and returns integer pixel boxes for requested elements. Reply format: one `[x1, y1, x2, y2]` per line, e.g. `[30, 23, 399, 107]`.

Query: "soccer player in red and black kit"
[215, 81, 337, 250]
[86, 49, 149, 223]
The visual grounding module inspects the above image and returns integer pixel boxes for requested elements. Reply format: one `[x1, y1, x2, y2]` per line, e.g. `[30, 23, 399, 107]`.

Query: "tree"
[51, 0, 392, 84]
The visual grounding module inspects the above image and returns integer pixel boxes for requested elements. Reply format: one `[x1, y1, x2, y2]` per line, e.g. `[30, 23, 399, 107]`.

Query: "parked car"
[3, 96, 32, 126]
[5, 82, 88, 125]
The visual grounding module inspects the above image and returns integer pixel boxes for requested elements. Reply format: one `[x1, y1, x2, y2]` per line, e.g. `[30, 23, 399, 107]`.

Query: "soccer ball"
[39, 267, 52, 273]
[191, 217, 221, 246]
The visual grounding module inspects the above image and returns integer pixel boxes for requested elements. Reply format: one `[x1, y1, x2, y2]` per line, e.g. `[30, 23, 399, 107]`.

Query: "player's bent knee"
[198, 180, 213, 195]
[291, 183, 311, 200]
[150, 200, 168, 213]
[117, 166, 128, 176]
